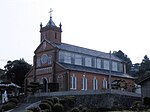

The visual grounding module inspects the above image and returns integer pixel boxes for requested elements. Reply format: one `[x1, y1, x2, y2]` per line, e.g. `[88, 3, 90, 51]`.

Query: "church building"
[25, 13, 134, 92]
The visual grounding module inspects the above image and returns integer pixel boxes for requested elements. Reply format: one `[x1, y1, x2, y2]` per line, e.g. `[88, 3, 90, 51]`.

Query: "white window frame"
[81, 75, 87, 90]
[104, 60, 110, 70]
[75, 54, 82, 65]
[92, 58, 96, 68]
[112, 61, 118, 71]
[96, 58, 101, 69]
[119, 63, 123, 72]
[59, 51, 64, 62]
[102, 78, 107, 89]
[92, 76, 98, 90]
[70, 74, 77, 90]
[85, 56, 92, 67]
[64, 52, 71, 64]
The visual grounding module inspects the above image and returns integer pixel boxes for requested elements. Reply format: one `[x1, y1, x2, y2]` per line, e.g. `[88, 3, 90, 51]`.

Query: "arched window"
[81, 75, 87, 90]
[70, 74, 77, 90]
[102, 78, 108, 89]
[92, 76, 98, 90]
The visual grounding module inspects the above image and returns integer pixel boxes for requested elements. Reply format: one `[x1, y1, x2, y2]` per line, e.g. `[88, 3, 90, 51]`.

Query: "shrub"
[78, 104, 83, 110]
[144, 97, 150, 106]
[24, 110, 33, 112]
[8, 98, 19, 105]
[41, 109, 49, 112]
[41, 100, 53, 110]
[65, 96, 76, 108]
[132, 101, 142, 108]
[53, 103, 64, 112]
[52, 97, 59, 104]
[46, 98, 54, 104]
[59, 98, 66, 105]
[82, 107, 88, 112]
[39, 103, 52, 112]
[71, 107, 80, 112]
[59, 98, 69, 111]
[2, 102, 16, 111]
[28, 106, 41, 112]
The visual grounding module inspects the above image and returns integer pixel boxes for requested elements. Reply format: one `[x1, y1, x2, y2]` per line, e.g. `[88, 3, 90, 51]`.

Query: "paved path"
[10, 103, 32, 112]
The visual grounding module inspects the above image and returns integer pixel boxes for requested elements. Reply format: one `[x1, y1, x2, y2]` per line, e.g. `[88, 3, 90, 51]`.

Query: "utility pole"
[109, 51, 112, 90]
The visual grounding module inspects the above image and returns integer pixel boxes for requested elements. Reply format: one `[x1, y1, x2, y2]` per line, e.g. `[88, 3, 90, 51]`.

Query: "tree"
[135, 55, 150, 83]
[0, 69, 5, 75]
[4, 59, 31, 87]
[138, 55, 150, 75]
[113, 50, 132, 74]
[0, 68, 5, 78]
[27, 82, 42, 95]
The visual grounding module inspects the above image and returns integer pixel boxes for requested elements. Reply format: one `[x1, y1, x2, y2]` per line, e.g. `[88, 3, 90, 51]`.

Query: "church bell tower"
[40, 9, 62, 44]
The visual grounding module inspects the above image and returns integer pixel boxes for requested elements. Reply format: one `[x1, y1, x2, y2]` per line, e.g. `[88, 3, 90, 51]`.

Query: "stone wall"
[27, 89, 141, 109]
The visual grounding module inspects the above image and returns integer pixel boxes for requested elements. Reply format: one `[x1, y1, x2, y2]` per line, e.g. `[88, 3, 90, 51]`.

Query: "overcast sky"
[0, 0, 150, 69]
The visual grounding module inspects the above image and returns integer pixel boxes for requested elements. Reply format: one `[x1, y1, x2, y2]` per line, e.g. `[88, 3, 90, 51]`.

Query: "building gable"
[55, 62, 66, 73]
[25, 67, 33, 78]
[34, 39, 56, 54]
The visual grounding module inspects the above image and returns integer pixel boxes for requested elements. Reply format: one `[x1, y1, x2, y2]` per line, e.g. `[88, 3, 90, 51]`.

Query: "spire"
[59, 22, 62, 32]
[40, 22, 43, 30]
[40, 9, 62, 44]
[46, 8, 56, 27]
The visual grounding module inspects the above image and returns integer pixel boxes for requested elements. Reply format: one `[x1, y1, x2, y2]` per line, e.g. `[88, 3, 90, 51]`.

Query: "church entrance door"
[42, 78, 48, 92]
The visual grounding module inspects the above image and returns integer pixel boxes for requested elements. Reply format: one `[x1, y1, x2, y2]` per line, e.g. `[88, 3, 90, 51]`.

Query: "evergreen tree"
[113, 50, 132, 74]
[139, 55, 150, 75]
[4, 59, 31, 87]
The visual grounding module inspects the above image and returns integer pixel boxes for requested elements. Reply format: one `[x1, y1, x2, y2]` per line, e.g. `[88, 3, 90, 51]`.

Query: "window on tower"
[43, 34, 46, 40]
[55, 32, 57, 39]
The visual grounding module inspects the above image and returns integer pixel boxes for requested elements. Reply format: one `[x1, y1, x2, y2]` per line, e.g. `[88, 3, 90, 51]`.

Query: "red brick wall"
[69, 71, 134, 91]
[69, 71, 108, 90]
[42, 30, 61, 44]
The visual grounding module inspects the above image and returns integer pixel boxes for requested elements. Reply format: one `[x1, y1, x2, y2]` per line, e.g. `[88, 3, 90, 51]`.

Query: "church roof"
[60, 63, 134, 79]
[56, 43, 122, 62]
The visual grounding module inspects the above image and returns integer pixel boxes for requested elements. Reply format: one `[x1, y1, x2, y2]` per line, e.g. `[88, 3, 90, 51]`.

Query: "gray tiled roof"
[56, 43, 122, 62]
[60, 63, 133, 79]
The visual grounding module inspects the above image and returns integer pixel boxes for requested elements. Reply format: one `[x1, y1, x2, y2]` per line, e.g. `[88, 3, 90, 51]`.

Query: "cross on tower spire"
[49, 8, 53, 18]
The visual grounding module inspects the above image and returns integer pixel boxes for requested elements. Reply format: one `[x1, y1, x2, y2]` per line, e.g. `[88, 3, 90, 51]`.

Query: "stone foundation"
[27, 89, 141, 109]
